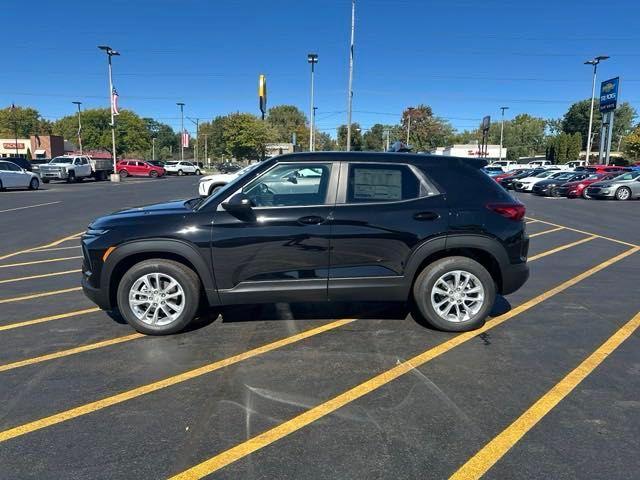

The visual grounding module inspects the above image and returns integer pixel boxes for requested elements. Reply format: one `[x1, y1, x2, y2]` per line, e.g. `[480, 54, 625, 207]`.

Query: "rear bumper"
[501, 261, 529, 295]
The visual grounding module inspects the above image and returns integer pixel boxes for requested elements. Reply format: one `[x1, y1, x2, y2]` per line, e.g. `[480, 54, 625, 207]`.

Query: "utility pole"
[10, 103, 19, 157]
[406, 107, 414, 145]
[98, 45, 120, 180]
[151, 137, 156, 161]
[384, 129, 390, 151]
[187, 117, 200, 163]
[499, 106, 509, 161]
[177, 102, 185, 161]
[72, 101, 83, 154]
[584, 55, 609, 163]
[346, 0, 355, 151]
[307, 53, 318, 152]
[203, 134, 209, 168]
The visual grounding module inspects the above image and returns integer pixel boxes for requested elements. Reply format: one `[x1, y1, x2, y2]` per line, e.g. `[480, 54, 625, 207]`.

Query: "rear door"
[328, 160, 448, 301]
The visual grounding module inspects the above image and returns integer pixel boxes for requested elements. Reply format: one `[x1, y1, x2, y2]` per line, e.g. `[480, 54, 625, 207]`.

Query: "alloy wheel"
[128, 273, 185, 326]
[430, 270, 485, 323]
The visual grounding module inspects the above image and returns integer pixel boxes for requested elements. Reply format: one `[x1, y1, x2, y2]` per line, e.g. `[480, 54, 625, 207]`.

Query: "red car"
[117, 160, 165, 178]
[555, 173, 620, 198]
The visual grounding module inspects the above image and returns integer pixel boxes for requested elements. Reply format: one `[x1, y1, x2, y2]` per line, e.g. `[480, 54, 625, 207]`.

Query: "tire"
[149, 170, 158, 178]
[28, 177, 39, 190]
[208, 184, 224, 196]
[582, 189, 590, 199]
[42, 178, 50, 184]
[119, 169, 129, 178]
[195, 169, 201, 176]
[551, 188, 561, 197]
[67, 171, 76, 183]
[412, 256, 496, 332]
[116, 259, 201, 335]
[177, 169, 184, 176]
[0, 179, 3, 191]
[615, 187, 631, 201]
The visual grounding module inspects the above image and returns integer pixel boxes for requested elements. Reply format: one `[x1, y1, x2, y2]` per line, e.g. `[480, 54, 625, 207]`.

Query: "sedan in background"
[117, 160, 166, 178]
[531, 172, 590, 196]
[0, 160, 40, 190]
[482, 166, 504, 177]
[585, 171, 640, 200]
[554, 173, 620, 198]
[499, 168, 547, 190]
[514, 170, 562, 192]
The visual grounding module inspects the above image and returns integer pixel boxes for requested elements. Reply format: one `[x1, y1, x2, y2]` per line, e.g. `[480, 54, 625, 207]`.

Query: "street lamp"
[176, 102, 185, 161]
[307, 53, 318, 152]
[72, 101, 83, 154]
[98, 45, 120, 180]
[406, 107, 415, 144]
[584, 55, 609, 163]
[499, 106, 509, 161]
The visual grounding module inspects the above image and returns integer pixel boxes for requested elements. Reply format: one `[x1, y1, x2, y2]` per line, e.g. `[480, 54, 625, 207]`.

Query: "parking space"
[0, 178, 638, 479]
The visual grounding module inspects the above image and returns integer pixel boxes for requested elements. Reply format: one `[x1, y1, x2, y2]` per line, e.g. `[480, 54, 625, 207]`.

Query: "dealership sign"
[599, 77, 619, 113]
[3, 142, 25, 149]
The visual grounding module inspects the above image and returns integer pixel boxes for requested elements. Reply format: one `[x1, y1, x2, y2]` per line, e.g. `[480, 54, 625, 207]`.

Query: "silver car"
[585, 171, 640, 200]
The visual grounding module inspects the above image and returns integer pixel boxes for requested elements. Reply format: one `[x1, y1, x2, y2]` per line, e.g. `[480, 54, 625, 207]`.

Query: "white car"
[0, 160, 40, 190]
[514, 170, 564, 192]
[164, 161, 201, 176]
[198, 163, 259, 196]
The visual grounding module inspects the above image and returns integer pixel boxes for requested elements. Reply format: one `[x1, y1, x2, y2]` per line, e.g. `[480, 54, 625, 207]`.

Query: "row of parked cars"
[490, 164, 640, 200]
[0, 156, 204, 191]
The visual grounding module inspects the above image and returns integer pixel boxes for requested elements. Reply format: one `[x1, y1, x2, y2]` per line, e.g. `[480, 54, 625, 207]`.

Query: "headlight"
[85, 228, 109, 236]
[578, 183, 585, 188]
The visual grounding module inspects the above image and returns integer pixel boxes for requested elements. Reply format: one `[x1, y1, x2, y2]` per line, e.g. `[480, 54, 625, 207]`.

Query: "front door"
[0, 161, 21, 187]
[211, 161, 338, 304]
[328, 161, 449, 301]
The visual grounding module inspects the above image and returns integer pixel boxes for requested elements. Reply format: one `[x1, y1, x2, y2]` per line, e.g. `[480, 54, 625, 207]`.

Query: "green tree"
[315, 131, 336, 151]
[623, 126, 640, 160]
[487, 114, 547, 158]
[0, 105, 52, 137]
[222, 112, 276, 160]
[567, 132, 582, 161]
[402, 105, 454, 151]
[337, 123, 363, 151]
[266, 105, 308, 147]
[198, 116, 228, 160]
[144, 118, 177, 160]
[362, 124, 386, 151]
[562, 99, 636, 148]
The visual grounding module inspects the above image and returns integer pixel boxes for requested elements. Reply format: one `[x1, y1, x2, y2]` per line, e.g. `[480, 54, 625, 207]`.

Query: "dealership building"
[0, 135, 65, 159]
[431, 144, 507, 159]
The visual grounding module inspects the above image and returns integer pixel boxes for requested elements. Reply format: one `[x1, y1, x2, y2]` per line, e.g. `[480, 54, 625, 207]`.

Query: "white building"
[431, 144, 506, 160]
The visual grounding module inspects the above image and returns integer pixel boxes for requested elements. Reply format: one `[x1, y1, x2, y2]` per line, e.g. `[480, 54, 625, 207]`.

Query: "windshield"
[198, 162, 263, 209]
[554, 173, 574, 180]
[51, 157, 73, 164]
[535, 171, 554, 178]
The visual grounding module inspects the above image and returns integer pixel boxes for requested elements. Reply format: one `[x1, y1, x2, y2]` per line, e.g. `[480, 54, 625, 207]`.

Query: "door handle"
[297, 215, 325, 225]
[414, 211, 440, 221]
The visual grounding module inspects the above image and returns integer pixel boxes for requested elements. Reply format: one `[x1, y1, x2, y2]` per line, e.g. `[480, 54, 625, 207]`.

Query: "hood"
[112, 199, 191, 215]
[90, 200, 193, 229]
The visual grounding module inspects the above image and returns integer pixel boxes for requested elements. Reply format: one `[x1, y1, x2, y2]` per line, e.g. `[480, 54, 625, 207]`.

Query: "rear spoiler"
[449, 156, 488, 169]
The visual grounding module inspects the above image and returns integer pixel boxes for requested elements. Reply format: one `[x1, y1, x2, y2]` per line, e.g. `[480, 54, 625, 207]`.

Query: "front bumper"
[39, 170, 68, 179]
[585, 187, 614, 198]
[82, 274, 111, 310]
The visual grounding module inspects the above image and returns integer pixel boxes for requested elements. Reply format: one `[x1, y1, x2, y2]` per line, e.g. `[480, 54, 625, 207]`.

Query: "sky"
[1, 0, 639, 137]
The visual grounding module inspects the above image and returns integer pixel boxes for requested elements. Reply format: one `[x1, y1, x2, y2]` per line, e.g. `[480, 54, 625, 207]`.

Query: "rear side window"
[347, 163, 420, 203]
[424, 162, 513, 204]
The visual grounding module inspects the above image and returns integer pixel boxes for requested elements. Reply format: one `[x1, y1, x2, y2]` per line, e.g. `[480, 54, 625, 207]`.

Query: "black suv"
[82, 152, 529, 335]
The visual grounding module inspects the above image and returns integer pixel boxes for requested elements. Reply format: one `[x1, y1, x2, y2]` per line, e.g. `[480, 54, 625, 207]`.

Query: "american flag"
[181, 130, 190, 148]
[111, 88, 120, 115]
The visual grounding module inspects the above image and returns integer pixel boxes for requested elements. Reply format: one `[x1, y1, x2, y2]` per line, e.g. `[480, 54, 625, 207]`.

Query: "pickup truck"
[38, 155, 113, 183]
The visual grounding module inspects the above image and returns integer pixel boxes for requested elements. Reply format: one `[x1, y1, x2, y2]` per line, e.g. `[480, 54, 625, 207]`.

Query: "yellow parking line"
[0, 307, 100, 332]
[0, 231, 84, 262]
[167, 246, 640, 480]
[0, 256, 82, 269]
[526, 216, 639, 248]
[22, 245, 81, 253]
[0, 287, 82, 304]
[528, 236, 597, 261]
[528, 226, 564, 238]
[0, 333, 144, 373]
[0, 319, 354, 443]
[525, 220, 539, 225]
[0, 269, 81, 284]
[450, 309, 640, 480]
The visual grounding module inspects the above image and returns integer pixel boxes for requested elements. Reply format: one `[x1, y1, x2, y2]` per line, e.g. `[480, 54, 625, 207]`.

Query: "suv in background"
[117, 160, 166, 178]
[163, 161, 201, 176]
[81, 152, 529, 335]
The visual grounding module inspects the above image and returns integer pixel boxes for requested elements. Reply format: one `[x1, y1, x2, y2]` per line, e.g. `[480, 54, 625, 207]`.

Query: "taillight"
[487, 203, 526, 221]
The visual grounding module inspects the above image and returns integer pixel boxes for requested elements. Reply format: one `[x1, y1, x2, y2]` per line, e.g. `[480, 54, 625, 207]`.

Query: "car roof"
[271, 151, 488, 168]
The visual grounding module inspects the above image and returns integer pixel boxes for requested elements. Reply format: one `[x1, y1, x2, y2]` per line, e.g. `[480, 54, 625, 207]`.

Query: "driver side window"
[242, 163, 332, 207]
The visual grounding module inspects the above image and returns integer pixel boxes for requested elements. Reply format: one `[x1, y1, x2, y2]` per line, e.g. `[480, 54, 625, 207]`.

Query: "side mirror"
[222, 193, 255, 221]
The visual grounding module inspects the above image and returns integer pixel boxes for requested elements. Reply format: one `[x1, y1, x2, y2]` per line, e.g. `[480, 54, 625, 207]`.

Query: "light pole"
[584, 55, 609, 163]
[346, 0, 355, 151]
[203, 134, 209, 168]
[177, 102, 185, 161]
[72, 101, 83, 154]
[499, 106, 509, 161]
[98, 45, 120, 180]
[307, 53, 318, 152]
[406, 107, 415, 144]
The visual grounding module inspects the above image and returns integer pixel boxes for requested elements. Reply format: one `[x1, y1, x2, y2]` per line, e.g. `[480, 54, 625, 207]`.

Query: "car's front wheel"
[413, 256, 495, 332]
[116, 259, 201, 335]
[177, 169, 184, 176]
[195, 169, 201, 175]
[29, 177, 39, 190]
[149, 170, 158, 178]
[615, 187, 631, 201]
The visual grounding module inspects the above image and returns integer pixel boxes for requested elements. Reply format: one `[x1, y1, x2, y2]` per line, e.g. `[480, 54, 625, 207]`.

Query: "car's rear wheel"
[195, 169, 201, 175]
[28, 177, 39, 190]
[116, 259, 201, 335]
[149, 170, 158, 178]
[177, 169, 184, 176]
[413, 256, 495, 332]
[615, 187, 631, 201]
[119, 169, 129, 178]
[67, 171, 76, 183]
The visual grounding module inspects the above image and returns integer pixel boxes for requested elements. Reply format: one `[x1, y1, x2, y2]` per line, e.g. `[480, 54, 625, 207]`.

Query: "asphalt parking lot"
[0, 177, 638, 479]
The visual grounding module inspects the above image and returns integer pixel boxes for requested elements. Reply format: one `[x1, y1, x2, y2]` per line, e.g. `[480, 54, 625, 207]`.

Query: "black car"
[148, 160, 165, 168]
[531, 172, 590, 196]
[499, 168, 546, 190]
[81, 152, 529, 335]
[3, 156, 33, 172]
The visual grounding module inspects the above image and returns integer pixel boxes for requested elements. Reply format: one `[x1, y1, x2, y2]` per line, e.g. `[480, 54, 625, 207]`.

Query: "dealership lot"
[0, 178, 639, 479]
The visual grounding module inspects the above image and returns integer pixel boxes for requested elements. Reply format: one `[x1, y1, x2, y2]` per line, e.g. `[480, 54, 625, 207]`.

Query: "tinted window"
[347, 164, 420, 203]
[137, 162, 146, 167]
[5, 162, 21, 172]
[243, 163, 332, 207]
[0, 162, 7, 170]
